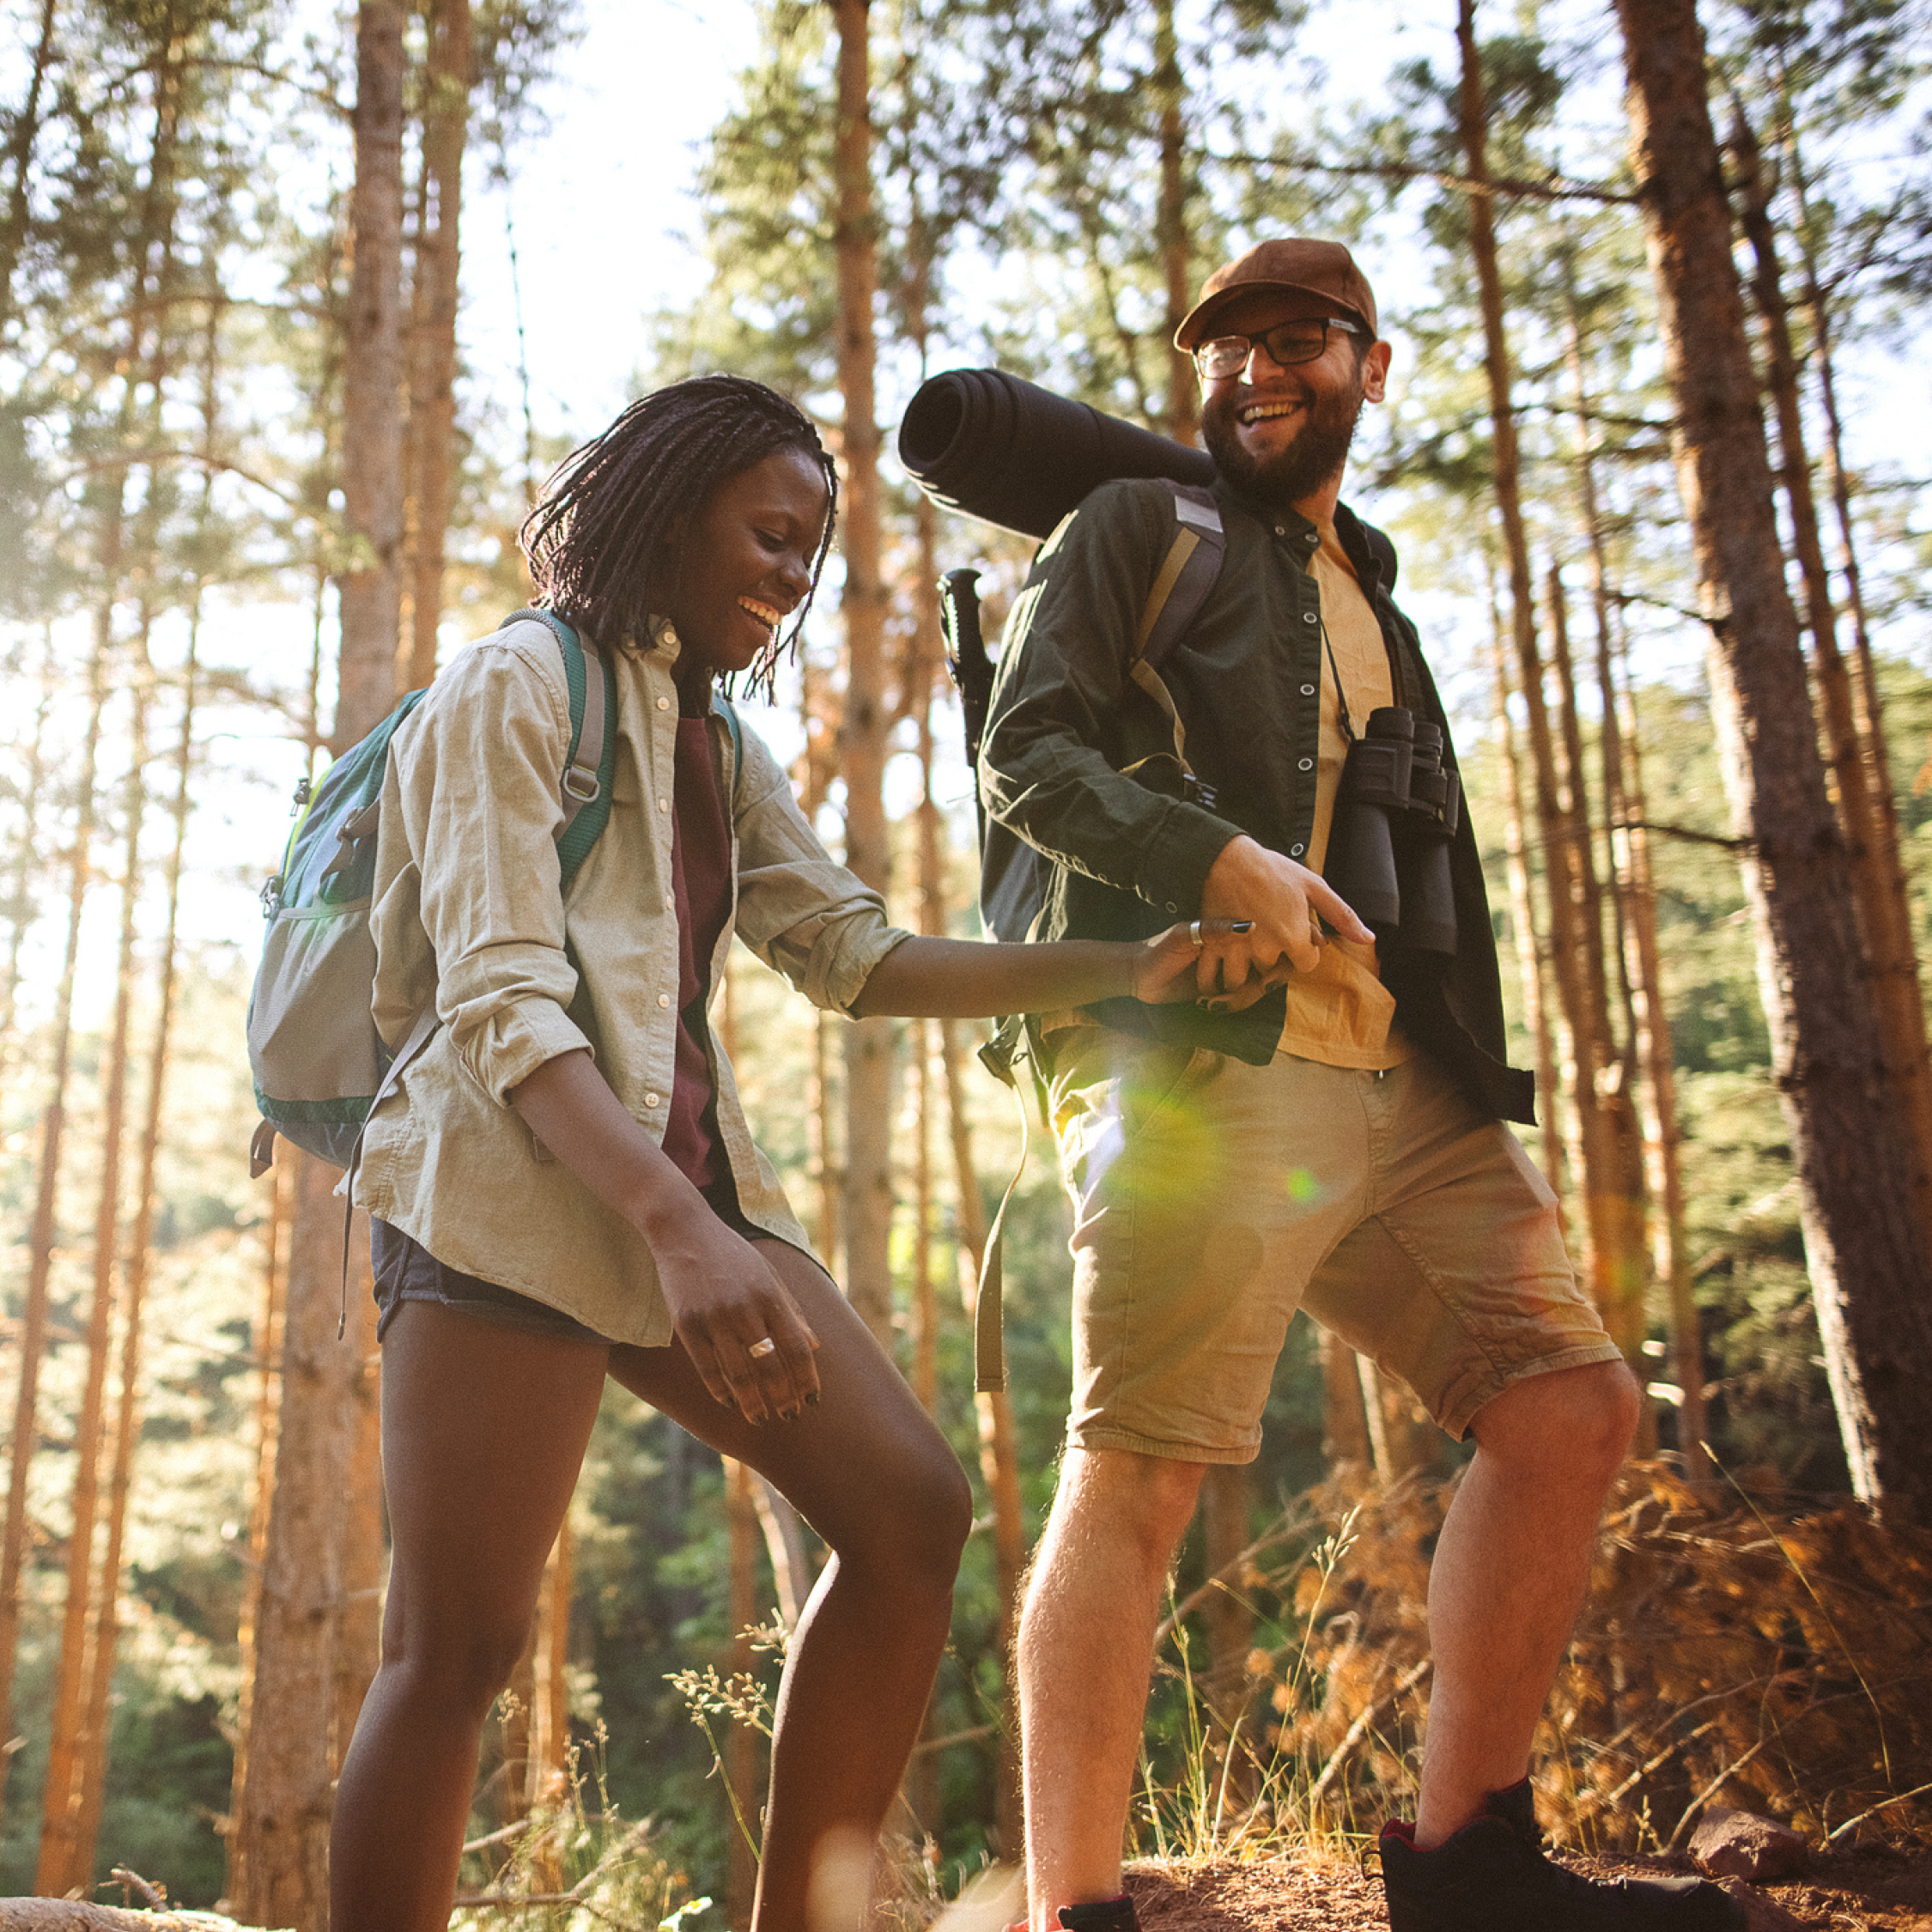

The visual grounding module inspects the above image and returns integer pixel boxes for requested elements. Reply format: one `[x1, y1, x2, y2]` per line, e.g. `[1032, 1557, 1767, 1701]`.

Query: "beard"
[1201, 377, 1367, 506]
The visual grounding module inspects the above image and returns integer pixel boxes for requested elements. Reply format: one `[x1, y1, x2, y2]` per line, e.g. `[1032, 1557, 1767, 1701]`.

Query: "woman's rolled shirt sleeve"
[729, 730, 913, 1012]
[390, 637, 594, 1103]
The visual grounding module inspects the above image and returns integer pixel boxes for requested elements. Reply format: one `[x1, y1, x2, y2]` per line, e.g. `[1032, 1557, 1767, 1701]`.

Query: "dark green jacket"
[977, 473, 1534, 1124]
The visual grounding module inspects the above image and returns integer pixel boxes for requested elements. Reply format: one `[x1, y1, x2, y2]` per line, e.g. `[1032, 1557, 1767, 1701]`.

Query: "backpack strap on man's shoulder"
[1120, 483, 1225, 808]
[1136, 483, 1224, 674]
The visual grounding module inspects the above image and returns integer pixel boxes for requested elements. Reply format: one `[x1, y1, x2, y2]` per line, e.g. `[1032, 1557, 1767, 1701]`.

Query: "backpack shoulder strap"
[712, 690, 745, 804]
[1134, 483, 1224, 675]
[1121, 484, 1225, 800]
[504, 608, 617, 889]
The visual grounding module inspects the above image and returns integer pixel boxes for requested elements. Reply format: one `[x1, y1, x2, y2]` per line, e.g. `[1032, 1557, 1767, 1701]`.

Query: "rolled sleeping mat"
[897, 367, 1214, 542]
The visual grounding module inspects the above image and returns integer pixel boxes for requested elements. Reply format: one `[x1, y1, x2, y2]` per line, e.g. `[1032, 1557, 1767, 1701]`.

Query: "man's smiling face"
[1197, 288, 1390, 510]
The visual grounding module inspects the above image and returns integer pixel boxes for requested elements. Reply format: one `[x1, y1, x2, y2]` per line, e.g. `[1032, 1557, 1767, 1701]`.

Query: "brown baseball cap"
[1173, 238, 1379, 349]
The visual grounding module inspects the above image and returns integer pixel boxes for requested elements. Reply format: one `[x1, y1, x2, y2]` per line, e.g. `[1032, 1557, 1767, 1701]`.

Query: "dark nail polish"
[1231, 920, 1254, 933]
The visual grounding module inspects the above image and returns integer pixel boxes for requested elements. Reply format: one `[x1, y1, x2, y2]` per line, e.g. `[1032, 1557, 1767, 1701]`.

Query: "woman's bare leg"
[330, 1303, 610, 1932]
[610, 1240, 973, 1932]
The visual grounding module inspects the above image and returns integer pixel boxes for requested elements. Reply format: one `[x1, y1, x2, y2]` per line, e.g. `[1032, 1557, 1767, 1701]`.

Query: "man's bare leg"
[1413, 1359, 1641, 1847]
[1018, 1448, 1208, 1932]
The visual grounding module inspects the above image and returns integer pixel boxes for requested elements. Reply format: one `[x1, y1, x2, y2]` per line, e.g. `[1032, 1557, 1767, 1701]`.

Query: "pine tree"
[1612, 0, 1932, 1513]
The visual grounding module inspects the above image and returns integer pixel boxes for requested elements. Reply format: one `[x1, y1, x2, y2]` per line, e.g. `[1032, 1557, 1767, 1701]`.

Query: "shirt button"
[1302, 612, 1317, 624]
[658, 798, 670, 812]
[663, 893, 675, 912]
[1291, 843, 1306, 857]
[1165, 902, 1178, 914]
[1274, 524, 1286, 536]
[656, 696, 671, 711]
[644, 1092, 661, 1109]
[1298, 757, 1314, 771]
[1301, 683, 1316, 696]
[658, 993, 671, 1008]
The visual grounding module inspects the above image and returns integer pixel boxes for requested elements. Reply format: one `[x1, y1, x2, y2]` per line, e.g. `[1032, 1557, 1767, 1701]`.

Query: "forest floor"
[1119, 1838, 1932, 1930]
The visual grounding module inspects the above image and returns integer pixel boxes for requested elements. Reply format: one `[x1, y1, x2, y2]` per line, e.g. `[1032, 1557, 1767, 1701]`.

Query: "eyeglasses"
[1192, 317, 1366, 381]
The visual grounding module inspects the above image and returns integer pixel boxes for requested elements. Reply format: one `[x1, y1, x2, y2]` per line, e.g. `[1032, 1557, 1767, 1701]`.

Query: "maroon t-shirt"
[659, 716, 732, 1194]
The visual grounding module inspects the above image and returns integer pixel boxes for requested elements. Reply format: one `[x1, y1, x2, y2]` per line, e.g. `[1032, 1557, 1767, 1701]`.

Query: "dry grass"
[1240, 1464, 1932, 1859]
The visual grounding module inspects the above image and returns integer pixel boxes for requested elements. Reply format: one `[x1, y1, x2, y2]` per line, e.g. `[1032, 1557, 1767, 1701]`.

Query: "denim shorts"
[369, 1188, 768, 1347]
[1047, 1029, 1623, 1460]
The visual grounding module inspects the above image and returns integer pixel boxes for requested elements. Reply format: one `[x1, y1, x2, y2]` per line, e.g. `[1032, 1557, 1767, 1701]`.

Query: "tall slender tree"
[235, 6, 407, 1919]
[1612, 0, 1932, 1511]
[830, 0, 896, 1355]
[405, 0, 472, 690]
[35, 672, 149, 1895]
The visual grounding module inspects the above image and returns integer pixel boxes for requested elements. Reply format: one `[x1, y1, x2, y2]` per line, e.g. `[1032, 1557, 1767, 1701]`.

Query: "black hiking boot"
[1057, 1900, 1138, 1932]
[1379, 1781, 1747, 1930]
[1002, 1894, 1140, 1932]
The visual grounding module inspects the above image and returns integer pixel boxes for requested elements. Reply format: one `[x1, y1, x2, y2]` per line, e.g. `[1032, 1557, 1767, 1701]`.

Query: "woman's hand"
[1133, 919, 1273, 1008]
[651, 1212, 822, 1425]
[509, 1048, 822, 1425]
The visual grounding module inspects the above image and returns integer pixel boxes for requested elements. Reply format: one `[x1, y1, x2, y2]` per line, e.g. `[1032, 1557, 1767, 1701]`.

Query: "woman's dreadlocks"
[520, 374, 839, 696]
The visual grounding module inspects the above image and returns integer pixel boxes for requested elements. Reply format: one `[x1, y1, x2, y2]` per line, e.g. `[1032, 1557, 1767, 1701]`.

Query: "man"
[977, 240, 1742, 1932]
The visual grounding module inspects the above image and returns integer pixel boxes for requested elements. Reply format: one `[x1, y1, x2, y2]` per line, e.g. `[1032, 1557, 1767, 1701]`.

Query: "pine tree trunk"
[726, 1459, 758, 1929]
[811, 1011, 841, 1270]
[1153, 0, 1194, 446]
[938, 1032, 1024, 1858]
[1614, 671, 1710, 1472]
[910, 1024, 939, 1414]
[751, 1479, 812, 1629]
[406, 0, 471, 690]
[1200, 1463, 1254, 1805]
[1319, 1333, 1373, 1471]
[1787, 154, 1906, 908]
[1732, 111, 1932, 1249]
[1612, 0, 1932, 1512]
[236, 9, 406, 1916]
[831, 0, 896, 1356]
[335, 0, 407, 747]
[0, 0, 58, 343]
[0, 570, 112, 1838]
[532, 1523, 571, 1816]
[36, 679, 150, 1895]
[73, 623, 201, 1878]
[0, 630, 56, 1072]
[0, 32, 181, 1816]
[1457, 0, 1643, 1343]
[226, 1151, 287, 1903]
[1546, 567, 1651, 1365]
[1487, 619, 1565, 1212]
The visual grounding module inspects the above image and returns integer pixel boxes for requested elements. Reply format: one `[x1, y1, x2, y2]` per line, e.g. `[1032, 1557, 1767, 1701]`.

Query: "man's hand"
[1195, 835, 1373, 997]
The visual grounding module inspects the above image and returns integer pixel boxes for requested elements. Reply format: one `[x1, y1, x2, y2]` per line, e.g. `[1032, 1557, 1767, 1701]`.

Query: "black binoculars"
[1327, 707, 1461, 957]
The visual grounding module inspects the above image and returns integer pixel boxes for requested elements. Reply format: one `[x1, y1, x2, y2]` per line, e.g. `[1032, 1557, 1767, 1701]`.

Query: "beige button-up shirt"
[355, 616, 910, 1346]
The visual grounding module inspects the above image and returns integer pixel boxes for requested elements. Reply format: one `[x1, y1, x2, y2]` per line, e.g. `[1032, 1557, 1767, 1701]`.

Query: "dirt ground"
[1121, 1840, 1932, 1931]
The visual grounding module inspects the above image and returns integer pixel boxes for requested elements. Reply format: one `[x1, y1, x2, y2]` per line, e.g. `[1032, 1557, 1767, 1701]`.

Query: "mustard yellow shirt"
[355, 617, 911, 1346]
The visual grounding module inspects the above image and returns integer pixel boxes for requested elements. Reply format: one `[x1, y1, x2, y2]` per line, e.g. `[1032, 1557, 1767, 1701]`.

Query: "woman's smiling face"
[664, 445, 830, 681]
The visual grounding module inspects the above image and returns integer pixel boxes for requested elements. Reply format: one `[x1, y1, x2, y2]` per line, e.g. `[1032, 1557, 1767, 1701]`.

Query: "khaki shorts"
[1047, 1029, 1623, 1461]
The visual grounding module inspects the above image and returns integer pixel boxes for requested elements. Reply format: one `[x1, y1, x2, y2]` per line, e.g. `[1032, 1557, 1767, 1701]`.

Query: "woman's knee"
[381, 1603, 538, 1721]
[839, 1431, 973, 1587]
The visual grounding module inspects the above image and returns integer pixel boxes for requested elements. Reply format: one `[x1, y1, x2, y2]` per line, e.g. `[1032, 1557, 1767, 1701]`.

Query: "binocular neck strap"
[1323, 619, 1358, 745]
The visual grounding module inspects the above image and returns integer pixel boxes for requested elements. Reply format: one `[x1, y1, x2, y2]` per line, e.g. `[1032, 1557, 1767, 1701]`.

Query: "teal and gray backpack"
[246, 609, 617, 1181]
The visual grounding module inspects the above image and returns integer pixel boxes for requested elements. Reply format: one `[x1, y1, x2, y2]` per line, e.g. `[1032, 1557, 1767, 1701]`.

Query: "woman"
[336, 374, 1240, 1932]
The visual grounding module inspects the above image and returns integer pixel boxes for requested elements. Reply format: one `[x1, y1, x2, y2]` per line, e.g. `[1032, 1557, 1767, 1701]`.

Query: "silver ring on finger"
[1189, 920, 1204, 950]
[747, 1336, 778, 1360]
